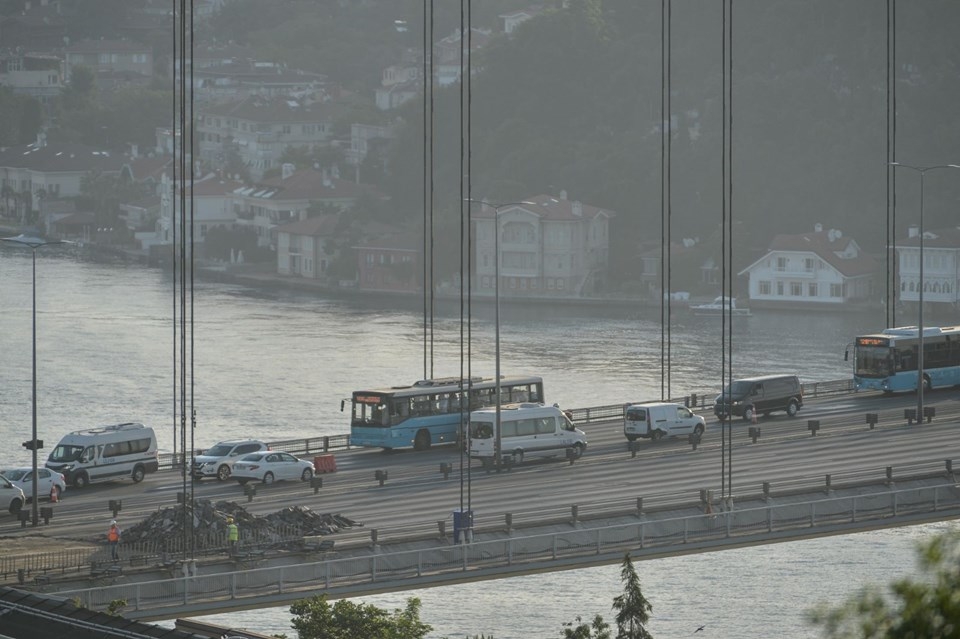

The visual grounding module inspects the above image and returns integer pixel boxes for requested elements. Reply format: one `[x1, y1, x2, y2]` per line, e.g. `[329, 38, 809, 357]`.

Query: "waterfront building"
[739, 224, 878, 309]
[894, 224, 960, 308]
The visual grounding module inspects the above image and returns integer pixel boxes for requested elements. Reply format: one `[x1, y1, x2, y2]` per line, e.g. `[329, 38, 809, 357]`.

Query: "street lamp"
[888, 162, 960, 418]
[465, 199, 533, 468]
[1, 233, 65, 526]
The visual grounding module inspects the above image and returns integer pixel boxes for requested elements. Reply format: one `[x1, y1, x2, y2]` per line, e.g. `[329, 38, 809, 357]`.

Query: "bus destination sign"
[856, 337, 889, 347]
[355, 394, 384, 405]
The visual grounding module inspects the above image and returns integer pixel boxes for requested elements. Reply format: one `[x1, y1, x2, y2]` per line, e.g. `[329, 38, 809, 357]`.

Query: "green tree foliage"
[807, 531, 960, 638]
[562, 554, 654, 639]
[287, 594, 432, 639]
[612, 554, 654, 639]
[79, 170, 148, 229]
[53, 84, 173, 150]
[562, 615, 612, 639]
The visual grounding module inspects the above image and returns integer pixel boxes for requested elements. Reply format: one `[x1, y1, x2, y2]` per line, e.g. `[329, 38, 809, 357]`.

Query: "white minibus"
[46, 422, 159, 488]
[468, 403, 587, 465]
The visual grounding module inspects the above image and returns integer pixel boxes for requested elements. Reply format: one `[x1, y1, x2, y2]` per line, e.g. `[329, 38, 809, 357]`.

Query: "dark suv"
[714, 374, 803, 422]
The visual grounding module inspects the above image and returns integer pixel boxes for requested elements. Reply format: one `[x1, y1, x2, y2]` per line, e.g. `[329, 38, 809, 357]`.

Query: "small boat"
[689, 296, 751, 317]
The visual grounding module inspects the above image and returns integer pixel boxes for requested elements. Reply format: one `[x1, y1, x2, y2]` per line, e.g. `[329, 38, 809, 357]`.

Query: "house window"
[790, 282, 801, 296]
[547, 278, 555, 290]
[808, 282, 818, 297]
[830, 283, 843, 297]
[557, 278, 565, 290]
[804, 258, 815, 272]
[282, 125, 291, 134]
[776, 257, 787, 271]
[531, 279, 538, 289]
[776, 281, 784, 296]
[759, 281, 771, 295]
[365, 254, 374, 264]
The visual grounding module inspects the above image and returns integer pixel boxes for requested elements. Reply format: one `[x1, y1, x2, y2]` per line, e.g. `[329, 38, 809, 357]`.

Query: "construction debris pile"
[116, 499, 360, 551]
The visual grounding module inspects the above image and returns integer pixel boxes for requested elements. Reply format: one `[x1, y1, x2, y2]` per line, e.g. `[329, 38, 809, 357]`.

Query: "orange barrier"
[314, 454, 337, 473]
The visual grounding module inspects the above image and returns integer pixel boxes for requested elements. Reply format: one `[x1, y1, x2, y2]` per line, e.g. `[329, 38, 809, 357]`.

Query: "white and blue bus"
[852, 325, 960, 393]
[347, 375, 545, 451]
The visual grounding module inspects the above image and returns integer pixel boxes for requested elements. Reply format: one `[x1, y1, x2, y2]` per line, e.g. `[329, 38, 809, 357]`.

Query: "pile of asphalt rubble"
[117, 499, 360, 550]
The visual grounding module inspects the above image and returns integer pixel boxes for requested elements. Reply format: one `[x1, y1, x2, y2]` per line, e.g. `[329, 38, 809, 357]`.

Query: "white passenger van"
[46, 423, 159, 488]
[623, 402, 706, 441]
[468, 403, 587, 465]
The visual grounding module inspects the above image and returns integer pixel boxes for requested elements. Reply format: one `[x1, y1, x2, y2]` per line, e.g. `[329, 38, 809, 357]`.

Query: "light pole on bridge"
[2, 233, 66, 526]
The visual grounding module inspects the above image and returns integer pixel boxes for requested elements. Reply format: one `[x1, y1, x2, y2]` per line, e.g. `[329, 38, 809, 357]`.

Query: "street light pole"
[889, 163, 960, 419]
[465, 199, 532, 469]
[2, 234, 65, 526]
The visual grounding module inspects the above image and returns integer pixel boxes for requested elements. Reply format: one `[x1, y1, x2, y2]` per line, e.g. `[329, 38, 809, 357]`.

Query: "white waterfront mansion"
[739, 225, 878, 308]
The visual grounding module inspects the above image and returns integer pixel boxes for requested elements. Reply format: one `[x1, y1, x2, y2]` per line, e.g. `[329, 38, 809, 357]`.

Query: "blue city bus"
[852, 325, 960, 393]
[347, 375, 545, 450]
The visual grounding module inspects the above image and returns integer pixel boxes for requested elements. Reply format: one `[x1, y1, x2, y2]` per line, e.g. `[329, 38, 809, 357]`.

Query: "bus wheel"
[414, 430, 431, 451]
[73, 472, 89, 489]
[694, 423, 705, 436]
[572, 443, 584, 458]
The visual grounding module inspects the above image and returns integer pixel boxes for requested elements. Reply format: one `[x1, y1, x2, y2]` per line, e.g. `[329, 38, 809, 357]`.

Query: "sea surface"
[0, 248, 954, 637]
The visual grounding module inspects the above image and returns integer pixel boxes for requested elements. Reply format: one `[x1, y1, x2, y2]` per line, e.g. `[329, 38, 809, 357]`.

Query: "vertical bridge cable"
[170, 0, 178, 476]
[188, 0, 196, 557]
[659, 0, 666, 401]
[726, 0, 734, 499]
[886, 0, 897, 328]
[465, 0, 474, 514]
[457, 0, 467, 515]
[720, 0, 731, 502]
[422, 0, 435, 381]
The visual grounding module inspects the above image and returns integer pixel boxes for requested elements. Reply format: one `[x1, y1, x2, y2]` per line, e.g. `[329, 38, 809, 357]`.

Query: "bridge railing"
[62, 481, 960, 618]
[157, 378, 857, 468]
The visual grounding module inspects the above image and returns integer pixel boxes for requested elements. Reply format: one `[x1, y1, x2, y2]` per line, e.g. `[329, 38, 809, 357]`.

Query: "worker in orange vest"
[107, 520, 121, 560]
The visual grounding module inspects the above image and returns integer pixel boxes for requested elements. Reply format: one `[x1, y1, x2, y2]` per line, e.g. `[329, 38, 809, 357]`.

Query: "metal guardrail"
[157, 379, 857, 469]
[62, 481, 960, 618]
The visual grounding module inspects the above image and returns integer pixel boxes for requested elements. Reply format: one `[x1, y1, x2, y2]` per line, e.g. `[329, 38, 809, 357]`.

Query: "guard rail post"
[628, 440, 640, 458]
[748, 426, 760, 443]
[310, 476, 323, 494]
[375, 470, 388, 486]
[688, 431, 701, 450]
[923, 406, 936, 423]
[244, 484, 256, 502]
[947, 460, 954, 477]
[109, 499, 122, 518]
[807, 420, 820, 436]
[866, 413, 878, 429]
[40, 506, 53, 525]
[904, 408, 917, 425]
[437, 520, 446, 537]
[571, 504, 579, 523]
[440, 462, 451, 480]
[762, 482, 771, 501]
[825, 474, 832, 494]
[886, 466, 894, 485]
[636, 497, 643, 516]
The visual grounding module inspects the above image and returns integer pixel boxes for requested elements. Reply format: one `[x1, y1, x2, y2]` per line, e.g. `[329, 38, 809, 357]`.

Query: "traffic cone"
[50, 486, 58, 503]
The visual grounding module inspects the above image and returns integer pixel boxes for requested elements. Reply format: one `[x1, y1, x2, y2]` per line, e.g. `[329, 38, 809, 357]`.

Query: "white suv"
[192, 440, 268, 481]
[1, 474, 26, 514]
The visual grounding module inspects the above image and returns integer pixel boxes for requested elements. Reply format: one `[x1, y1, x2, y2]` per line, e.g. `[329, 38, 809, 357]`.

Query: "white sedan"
[232, 452, 314, 485]
[0, 467, 67, 502]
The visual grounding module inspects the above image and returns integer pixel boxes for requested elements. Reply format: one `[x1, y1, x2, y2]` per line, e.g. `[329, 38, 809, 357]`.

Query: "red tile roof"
[895, 226, 960, 248]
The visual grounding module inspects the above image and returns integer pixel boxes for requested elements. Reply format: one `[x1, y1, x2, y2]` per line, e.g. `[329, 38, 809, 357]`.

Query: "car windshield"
[721, 381, 753, 397]
[204, 444, 235, 457]
[1, 469, 27, 481]
[48, 445, 84, 462]
[239, 453, 265, 462]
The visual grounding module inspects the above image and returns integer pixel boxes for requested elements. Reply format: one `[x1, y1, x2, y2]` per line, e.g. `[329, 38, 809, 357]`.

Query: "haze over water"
[1, 250, 954, 637]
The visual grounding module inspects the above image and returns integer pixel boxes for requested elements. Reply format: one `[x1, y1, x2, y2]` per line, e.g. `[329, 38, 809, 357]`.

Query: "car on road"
[192, 439, 269, 481]
[231, 451, 314, 485]
[0, 467, 67, 502]
[0, 475, 26, 514]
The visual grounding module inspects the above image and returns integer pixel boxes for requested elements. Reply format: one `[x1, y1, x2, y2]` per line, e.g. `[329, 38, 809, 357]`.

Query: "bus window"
[536, 418, 555, 434]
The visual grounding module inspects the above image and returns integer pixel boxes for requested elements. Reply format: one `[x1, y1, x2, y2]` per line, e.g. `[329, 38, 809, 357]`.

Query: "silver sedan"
[231, 452, 314, 485]
[1, 467, 67, 502]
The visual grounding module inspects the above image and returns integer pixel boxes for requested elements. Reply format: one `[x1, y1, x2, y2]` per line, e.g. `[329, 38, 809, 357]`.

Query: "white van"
[46, 422, 159, 488]
[623, 402, 706, 441]
[468, 403, 587, 465]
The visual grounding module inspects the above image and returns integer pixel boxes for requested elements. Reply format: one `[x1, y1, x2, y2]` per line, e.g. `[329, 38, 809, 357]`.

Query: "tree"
[807, 531, 960, 638]
[287, 594, 432, 639]
[562, 615, 612, 639]
[612, 554, 654, 639]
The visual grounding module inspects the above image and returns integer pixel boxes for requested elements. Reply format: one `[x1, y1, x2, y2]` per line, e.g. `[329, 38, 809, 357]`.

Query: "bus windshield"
[855, 345, 893, 378]
[469, 421, 494, 439]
